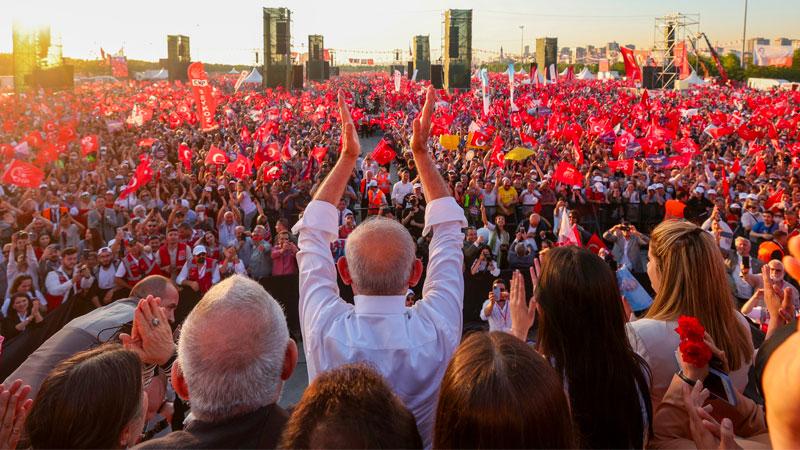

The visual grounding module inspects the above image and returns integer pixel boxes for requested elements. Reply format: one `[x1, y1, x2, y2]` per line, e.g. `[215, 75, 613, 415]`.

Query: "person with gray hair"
[292, 86, 467, 448]
[136, 274, 297, 449]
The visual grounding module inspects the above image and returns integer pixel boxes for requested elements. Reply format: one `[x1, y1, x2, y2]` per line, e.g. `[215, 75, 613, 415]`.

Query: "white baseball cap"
[193, 245, 207, 256]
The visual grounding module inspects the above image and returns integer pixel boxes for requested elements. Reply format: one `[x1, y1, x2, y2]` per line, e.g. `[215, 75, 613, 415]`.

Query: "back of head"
[648, 220, 752, 371]
[434, 332, 574, 449]
[279, 363, 422, 449]
[536, 246, 651, 448]
[345, 216, 415, 295]
[130, 275, 176, 300]
[178, 274, 289, 422]
[26, 344, 143, 449]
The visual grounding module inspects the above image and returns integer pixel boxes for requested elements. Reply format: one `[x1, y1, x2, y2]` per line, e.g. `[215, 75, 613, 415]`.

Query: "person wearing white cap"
[683, 185, 713, 224]
[366, 179, 387, 216]
[175, 245, 221, 322]
[90, 246, 121, 306]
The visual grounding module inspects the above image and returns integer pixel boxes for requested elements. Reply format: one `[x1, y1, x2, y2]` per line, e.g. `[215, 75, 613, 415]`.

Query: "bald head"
[344, 216, 416, 295]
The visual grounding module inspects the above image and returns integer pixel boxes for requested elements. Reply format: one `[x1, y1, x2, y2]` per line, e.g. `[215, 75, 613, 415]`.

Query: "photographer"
[44, 247, 94, 312]
[401, 193, 425, 239]
[480, 279, 512, 333]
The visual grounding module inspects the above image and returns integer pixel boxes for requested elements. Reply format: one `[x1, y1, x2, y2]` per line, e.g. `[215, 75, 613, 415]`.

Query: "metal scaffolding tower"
[652, 13, 700, 89]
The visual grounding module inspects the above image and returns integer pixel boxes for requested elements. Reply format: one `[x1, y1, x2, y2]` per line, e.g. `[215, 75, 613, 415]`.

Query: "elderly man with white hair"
[292, 86, 467, 448]
[136, 274, 297, 449]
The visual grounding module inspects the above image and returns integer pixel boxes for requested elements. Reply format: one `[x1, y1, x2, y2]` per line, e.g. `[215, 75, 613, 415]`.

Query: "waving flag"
[79, 135, 99, 155]
[281, 136, 296, 162]
[137, 138, 157, 147]
[178, 143, 193, 171]
[234, 70, 249, 93]
[371, 139, 396, 165]
[608, 159, 635, 175]
[226, 153, 253, 179]
[553, 161, 583, 186]
[310, 146, 328, 163]
[490, 136, 505, 167]
[205, 145, 228, 165]
[24, 132, 44, 148]
[240, 126, 252, 145]
[2, 160, 44, 188]
[620, 46, 642, 81]
[263, 165, 283, 182]
[119, 161, 152, 200]
[467, 130, 489, 149]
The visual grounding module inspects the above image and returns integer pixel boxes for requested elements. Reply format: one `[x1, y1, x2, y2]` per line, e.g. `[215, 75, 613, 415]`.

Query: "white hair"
[177, 275, 289, 422]
[345, 216, 416, 295]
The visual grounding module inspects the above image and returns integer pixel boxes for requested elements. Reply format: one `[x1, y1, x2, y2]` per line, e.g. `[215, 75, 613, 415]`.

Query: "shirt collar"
[353, 295, 407, 315]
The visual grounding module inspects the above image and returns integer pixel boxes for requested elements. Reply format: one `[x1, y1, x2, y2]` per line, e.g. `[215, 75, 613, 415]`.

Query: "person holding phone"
[480, 280, 511, 333]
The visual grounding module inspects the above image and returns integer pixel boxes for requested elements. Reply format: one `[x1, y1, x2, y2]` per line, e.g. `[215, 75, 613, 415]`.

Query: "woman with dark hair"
[519, 246, 653, 448]
[25, 344, 148, 449]
[279, 363, 422, 449]
[434, 332, 575, 449]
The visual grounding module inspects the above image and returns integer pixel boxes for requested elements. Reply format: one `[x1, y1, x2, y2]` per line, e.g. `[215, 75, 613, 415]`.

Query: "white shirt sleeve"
[211, 265, 221, 285]
[115, 263, 126, 278]
[414, 197, 469, 335]
[479, 299, 490, 321]
[176, 262, 190, 285]
[45, 271, 73, 297]
[292, 200, 353, 343]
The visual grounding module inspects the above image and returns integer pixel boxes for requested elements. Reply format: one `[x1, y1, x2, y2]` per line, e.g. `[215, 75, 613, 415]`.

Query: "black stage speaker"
[412, 35, 431, 81]
[323, 61, 330, 80]
[263, 7, 292, 88]
[443, 9, 472, 90]
[407, 61, 414, 79]
[642, 66, 660, 90]
[292, 65, 303, 89]
[29, 65, 74, 91]
[536, 37, 557, 75]
[431, 64, 444, 89]
[307, 60, 325, 81]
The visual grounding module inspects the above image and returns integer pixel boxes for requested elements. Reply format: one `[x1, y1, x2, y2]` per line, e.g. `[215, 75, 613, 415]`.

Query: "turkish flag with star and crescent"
[80, 135, 99, 155]
[205, 145, 228, 165]
[553, 161, 584, 186]
[178, 143, 193, 171]
[2, 160, 45, 188]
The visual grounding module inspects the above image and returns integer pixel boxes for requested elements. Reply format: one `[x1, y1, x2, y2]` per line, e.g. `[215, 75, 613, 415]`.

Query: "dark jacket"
[135, 404, 289, 449]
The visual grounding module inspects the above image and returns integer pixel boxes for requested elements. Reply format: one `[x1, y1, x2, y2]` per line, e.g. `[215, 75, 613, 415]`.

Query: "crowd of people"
[0, 64, 798, 448]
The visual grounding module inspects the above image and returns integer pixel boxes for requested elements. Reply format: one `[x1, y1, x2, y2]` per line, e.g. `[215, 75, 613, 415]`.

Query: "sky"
[1, 0, 798, 65]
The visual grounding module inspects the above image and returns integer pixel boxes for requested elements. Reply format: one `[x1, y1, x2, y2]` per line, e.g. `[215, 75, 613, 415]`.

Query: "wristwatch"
[677, 370, 697, 387]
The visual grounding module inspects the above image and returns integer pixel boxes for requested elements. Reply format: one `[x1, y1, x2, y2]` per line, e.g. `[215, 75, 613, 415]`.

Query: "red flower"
[679, 339, 712, 368]
[675, 315, 705, 342]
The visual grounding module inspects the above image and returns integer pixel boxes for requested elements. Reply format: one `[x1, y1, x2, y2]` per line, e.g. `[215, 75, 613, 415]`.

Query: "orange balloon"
[758, 241, 783, 264]
[783, 255, 800, 282]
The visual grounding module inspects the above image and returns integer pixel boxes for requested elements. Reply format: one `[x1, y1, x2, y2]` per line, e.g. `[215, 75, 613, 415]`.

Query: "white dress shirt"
[45, 267, 94, 306]
[391, 180, 413, 206]
[480, 299, 512, 333]
[292, 197, 467, 448]
[96, 263, 118, 290]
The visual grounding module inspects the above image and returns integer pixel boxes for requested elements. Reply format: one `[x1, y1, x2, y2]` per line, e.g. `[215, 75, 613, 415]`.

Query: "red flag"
[585, 233, 607, 254]
[613, 130, 635, 156]
[765, 189, 784, 210]
[205, 145, 228, 165]
[254, 142, 280, 169]
[721, 168, 729, 199]
[753, 157, 766, 176]
[281, 136, 295, 162]
[263, 165, 283, 182]
[2, 160, 44, 188]
[731, 158, 741, 174]
[640, 89, 650, 108]
[607, 159, 635, 175]
[490, 136, 505, 167]
[707, 126, 733, 140]
[187, 62, 219, 132]
[620, 46, 642, 81]
[737, 124, 758, 141]
[24, 132, 44, 148]
[79, 135, 99, 155]
[467, 130, 490, 149]
[672, 137, 699, 156]
[35, 143, 61, 166]
[371, 139, 396, 165]
[587, 117, 610, 136]
[0, 144, 13, 160]
[572, 141, 584, 166]
[137, 138, 157, 147]
[520, 132, 537, 147]
[553, 161, 583, 186]
[310, 146, 328, 164]
[119, 162, 152, 200]
[226, 154, 252, 179]
[637, 136, 664, 155]
[57, 125, 77, 144]
[178, 143, 193, 171]
[510, 113, 522, 128]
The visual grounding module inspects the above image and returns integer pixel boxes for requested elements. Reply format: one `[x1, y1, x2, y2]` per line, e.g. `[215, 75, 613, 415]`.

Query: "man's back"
[293, 197, 466, 447]
[136, 404, 288, 450]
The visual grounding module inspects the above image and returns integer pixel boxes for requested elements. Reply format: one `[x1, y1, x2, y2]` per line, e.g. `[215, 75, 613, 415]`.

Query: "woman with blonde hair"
[628, 220, 754, 408]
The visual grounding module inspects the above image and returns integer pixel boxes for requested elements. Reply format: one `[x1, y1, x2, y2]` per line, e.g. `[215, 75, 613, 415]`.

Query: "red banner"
[187, 62, 219, 132]
[2, 160, 45, 188]
[674, 41, 690, 79]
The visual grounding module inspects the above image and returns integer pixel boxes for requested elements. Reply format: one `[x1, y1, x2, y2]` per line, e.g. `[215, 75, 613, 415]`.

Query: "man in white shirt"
[391, 169, 414, 209]
[292, 87, 466, 448]
[480, 279, 512, 333]
[44, 247, 94, 310]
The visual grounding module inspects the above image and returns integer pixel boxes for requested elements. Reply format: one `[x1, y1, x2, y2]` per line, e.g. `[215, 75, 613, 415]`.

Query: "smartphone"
[742, 256, 750, 270]
[704, 367, 738, 406]
[493, 286, 501, 301]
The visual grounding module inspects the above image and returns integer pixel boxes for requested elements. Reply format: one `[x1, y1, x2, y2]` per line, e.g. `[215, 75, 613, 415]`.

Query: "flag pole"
[741, 0, 748, 69]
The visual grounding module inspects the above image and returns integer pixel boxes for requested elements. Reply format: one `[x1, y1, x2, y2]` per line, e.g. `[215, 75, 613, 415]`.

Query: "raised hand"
[509, 270, 537, 342]
[337, 90, 360, 160]
[682, 380, 742, 450]
[0, 379, 33, 450]
[411, 86, 436, 154]
[120, 296, 175, 366]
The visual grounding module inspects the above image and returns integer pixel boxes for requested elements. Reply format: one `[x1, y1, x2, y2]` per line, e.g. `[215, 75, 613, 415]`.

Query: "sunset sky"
[1, 0, 797, 65]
